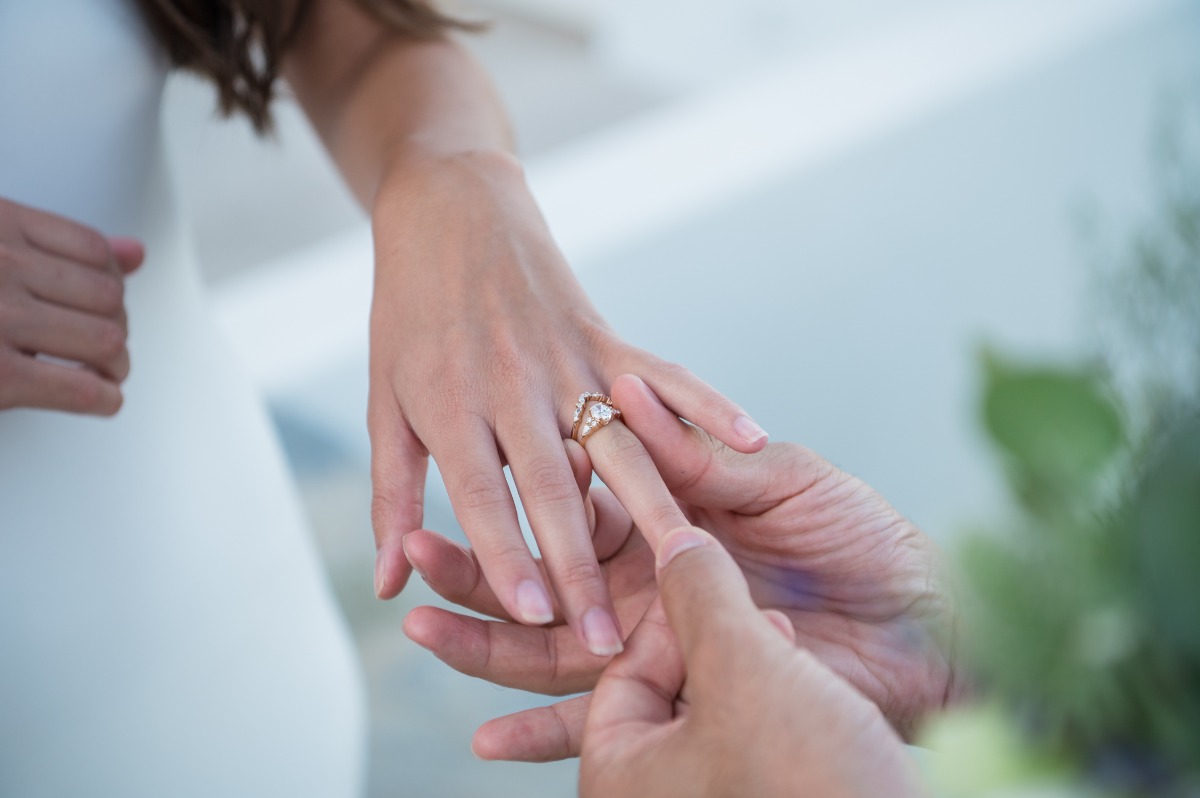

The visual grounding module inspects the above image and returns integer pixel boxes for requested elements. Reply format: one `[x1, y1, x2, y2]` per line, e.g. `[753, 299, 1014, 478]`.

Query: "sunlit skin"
[0, 199, 143, 415]
[576, 526, 927, 798]
[282, 0, 768, 659]
[2, 0, 767, 663]
[403, 374, 962, 761]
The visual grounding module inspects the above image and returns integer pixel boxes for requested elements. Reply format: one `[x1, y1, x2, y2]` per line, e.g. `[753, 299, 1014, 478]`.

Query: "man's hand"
[402, 374, 958, 757]
[580, 526, 925, 798]
[0, 198, 143, 415]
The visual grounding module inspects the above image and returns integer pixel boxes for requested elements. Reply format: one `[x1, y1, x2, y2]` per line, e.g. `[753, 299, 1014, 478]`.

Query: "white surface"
[0, 2, 364, 795]
[533, 0, 1173, 264]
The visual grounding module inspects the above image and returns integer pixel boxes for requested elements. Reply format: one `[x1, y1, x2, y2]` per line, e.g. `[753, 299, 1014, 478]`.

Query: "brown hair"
[134, 0, 471, 133]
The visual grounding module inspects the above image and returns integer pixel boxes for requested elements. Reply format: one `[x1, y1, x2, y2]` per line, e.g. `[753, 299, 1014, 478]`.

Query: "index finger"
[586, 598, 683, 736]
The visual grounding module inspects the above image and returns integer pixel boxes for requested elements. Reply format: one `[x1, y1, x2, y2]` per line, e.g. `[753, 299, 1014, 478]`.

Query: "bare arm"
[284, 1, 511, 207]
[282, 0, 770, 660]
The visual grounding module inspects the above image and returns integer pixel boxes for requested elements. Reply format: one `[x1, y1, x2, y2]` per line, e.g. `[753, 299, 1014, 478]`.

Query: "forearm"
[284, 0, 514, 209]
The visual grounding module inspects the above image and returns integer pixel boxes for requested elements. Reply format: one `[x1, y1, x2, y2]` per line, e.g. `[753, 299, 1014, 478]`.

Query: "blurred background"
[161, 0, 1200, 794]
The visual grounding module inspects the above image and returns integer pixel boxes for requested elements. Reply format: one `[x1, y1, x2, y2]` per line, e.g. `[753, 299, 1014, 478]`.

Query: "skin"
[282, 0, 769, 657]
[577, 525, 928, 798]
[402, 374, 962, 760]
[0, 198, 143, 415]
[3, 0, 766, 659]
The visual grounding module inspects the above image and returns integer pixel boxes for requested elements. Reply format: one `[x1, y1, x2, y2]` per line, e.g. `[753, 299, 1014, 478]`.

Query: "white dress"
[0, 2, 366, 795]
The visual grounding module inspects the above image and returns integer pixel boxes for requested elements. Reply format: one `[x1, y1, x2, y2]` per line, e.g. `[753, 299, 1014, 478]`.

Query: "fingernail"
[733, 414, 768, 444]
[657, 527, 708, 571]
[582, 608, 624, 657]
[515, 580, 555, 625]
[374, 554, 387, 599]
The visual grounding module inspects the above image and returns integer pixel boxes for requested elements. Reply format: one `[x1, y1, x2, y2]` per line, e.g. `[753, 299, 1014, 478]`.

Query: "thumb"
[107, 236, 145, 274]
[655, 526, 769, 678]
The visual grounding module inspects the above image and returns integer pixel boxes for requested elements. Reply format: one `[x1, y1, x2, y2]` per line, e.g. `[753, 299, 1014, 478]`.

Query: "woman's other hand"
[0, 198, 143, 415]
[580, 526, 926, 798]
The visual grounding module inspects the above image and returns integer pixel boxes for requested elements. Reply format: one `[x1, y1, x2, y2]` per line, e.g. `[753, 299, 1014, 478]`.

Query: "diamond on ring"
[570, 392, 621, 446]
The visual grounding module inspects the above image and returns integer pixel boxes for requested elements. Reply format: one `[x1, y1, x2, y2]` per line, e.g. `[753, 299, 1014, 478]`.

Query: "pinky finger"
[1, 355, 122, 416]
[472, 694, 592, 762]
[636, 363, 768, 453]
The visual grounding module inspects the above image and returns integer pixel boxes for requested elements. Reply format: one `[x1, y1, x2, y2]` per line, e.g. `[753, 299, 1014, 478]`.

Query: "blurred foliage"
[1092, 94, 1200, 442]
[922, 99, 1200, 798]
[980, 353, 1123, 517]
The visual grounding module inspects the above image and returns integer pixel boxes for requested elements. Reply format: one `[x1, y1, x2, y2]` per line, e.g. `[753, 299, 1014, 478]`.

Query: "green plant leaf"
[981, 354, 1123, 488]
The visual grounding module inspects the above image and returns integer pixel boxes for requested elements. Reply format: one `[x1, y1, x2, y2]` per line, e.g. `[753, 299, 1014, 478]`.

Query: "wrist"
[372, 144, 526, 219]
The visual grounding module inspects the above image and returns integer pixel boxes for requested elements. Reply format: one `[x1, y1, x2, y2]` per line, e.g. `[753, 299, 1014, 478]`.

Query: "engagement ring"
[570, 392, 622, 447]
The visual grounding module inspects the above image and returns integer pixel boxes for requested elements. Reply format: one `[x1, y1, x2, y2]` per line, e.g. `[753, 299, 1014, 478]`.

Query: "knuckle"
[553, 555, 603, 590]
[648, 498, 687, 528]
[94, 321, 127, 358]
[370, 491, 400, 534]
[521, 458, 579, 506]
[572, 313, 618, 354]
[69, 376, 120, 415]
[93, 275, 124, 314]
[427, 370, 476, 425]
[75, 227, 111, 267]
[543, 633, 567, 693]
[456, 470, 512, 516]
[69, 376, 100, 411]
[592, 427, 650, 470]
[668, 437, 722, 495]
[487, 344, 533, 392]
[654, 359, 692, 383]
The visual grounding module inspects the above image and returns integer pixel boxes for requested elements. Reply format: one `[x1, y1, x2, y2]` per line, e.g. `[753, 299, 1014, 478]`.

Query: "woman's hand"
[281, 3, 763, 656]
[368, 152, 767, 657]
[0, 198, 143, 415]
[402, 374, 959, 755]
[581, 527, 925, 798]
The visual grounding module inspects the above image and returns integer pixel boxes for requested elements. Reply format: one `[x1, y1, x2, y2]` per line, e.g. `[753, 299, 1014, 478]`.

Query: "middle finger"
[500, 415, 624, 657]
